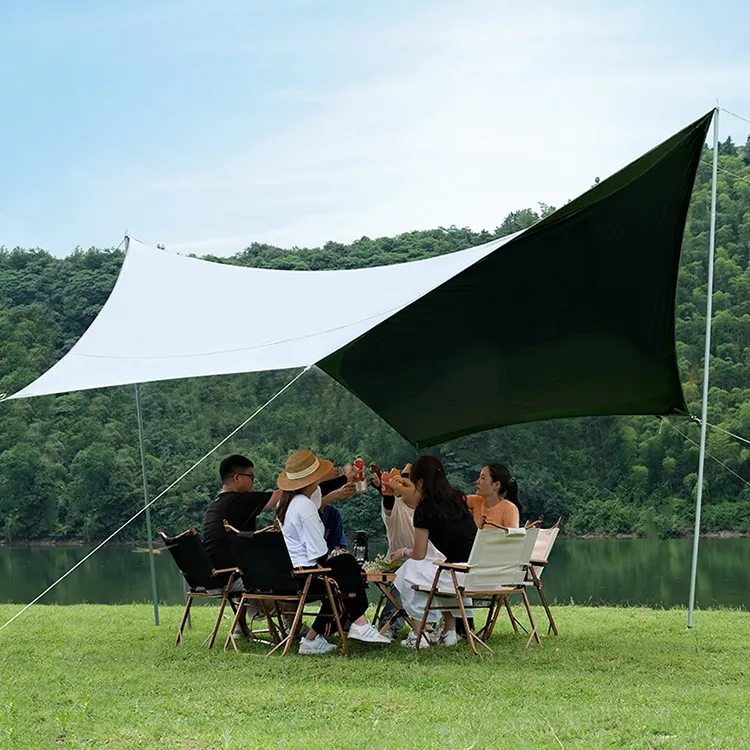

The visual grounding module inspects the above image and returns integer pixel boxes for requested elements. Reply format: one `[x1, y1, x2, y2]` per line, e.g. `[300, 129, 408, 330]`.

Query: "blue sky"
[1, 0, 749, 256]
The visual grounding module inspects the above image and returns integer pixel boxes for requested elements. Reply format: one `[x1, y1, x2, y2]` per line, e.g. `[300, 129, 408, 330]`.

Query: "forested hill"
[1, 137, 749, 543]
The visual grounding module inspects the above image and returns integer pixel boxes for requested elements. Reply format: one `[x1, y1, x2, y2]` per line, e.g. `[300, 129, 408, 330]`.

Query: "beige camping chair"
[413, 527, 541, 654]
[526, 517, 563, 636]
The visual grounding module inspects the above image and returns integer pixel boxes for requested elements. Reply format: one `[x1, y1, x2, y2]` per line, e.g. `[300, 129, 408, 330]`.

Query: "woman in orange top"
[467, 463, 522, 529]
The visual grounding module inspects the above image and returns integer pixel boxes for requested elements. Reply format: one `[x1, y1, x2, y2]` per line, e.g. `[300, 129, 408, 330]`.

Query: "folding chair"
[527, 516, 564, 636]
[413, 527, 541, 655]
[158, 527, 240, 649]
[223, 522, 350, 656]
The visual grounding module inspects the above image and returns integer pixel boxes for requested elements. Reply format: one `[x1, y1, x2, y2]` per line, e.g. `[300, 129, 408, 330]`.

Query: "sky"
[1, 0, 749, 257]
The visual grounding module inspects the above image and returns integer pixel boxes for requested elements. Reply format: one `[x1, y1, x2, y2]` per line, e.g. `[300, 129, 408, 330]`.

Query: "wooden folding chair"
[223, 522, 350, 656]
[526, 516, 563, 636]
[158, 527, 240, 649]
[413, 527, 541, 655]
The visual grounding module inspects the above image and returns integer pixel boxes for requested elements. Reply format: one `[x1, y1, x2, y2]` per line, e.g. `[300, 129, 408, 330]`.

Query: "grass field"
[0, 603, 748, 749]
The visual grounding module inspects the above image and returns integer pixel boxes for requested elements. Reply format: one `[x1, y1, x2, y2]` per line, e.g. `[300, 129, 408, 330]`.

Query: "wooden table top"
[364, 571, 397, 583]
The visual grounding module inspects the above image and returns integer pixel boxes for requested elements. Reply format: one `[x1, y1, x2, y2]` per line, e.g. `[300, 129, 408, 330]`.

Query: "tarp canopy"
[9, 111, 713, 447]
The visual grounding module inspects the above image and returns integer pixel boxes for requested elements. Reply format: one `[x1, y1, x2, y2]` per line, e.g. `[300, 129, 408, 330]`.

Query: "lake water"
[0, 537, 748, 609]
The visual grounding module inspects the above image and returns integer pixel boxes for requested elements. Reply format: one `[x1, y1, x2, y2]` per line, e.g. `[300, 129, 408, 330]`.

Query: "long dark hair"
[487, 463, 522, 515]
[275, 490, 296, 525]
[410, 455, 471, 523]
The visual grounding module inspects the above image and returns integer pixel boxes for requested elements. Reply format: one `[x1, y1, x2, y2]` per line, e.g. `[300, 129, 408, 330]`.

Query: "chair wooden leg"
[282, 577, 311, 656]
[415, 568, 441, 650]
[484, 595, 505, 641]
[176, 596, 193, 646]
[521, 589, 541, 647]
[504, 595, 520, 634]
[478, 596, 496, 640]
[450, 570, 479, 655]
[536, 585, 558, 636]
[257, 600, 280, 644]
[224, 598, 246, 652]
[274, 601, 288, 641]
[267, 601, 300, 656]
[207, 593, 230, 649]
[323, 576, 348, 656]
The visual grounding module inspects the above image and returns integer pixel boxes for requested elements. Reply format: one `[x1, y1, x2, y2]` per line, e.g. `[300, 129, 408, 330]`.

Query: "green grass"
[0, 604, 748, 749]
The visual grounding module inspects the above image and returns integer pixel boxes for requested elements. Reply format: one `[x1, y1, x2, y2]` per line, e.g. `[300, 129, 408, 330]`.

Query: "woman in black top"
[391, 455, 477, 648]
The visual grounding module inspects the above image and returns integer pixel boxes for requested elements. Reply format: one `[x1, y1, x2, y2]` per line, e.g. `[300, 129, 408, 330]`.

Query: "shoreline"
[2, 530, 749, 547]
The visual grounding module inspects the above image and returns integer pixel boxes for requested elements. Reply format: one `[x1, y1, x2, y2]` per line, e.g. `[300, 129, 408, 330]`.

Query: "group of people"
[201, 449, 523, 654]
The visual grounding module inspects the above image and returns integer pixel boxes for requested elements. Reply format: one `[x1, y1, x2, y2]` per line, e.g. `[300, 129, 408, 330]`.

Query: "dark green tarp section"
[318, 111, 714, 447]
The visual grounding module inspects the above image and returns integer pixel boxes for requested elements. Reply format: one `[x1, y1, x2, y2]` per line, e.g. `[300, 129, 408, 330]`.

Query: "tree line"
[1, 137, 749, 542]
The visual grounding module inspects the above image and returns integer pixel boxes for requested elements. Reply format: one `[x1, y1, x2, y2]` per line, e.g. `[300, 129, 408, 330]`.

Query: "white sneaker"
[438, 629, 459, 647]
[348, 621, 391, 644]
[298, 635, 337, 655]
[400, 630, 431, 649]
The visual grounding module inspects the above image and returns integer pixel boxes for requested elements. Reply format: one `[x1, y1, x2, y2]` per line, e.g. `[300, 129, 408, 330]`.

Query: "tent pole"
[135, 382, 160, 626]
[184, 578, 192, 630]
[687, 107, 719, 628]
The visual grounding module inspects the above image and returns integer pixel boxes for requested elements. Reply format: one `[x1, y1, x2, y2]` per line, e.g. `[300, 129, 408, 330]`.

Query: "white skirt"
[394, 557, 473, 623]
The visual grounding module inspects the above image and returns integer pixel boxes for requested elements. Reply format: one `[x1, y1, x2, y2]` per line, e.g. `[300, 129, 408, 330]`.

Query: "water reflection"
[0, 538, 747, 609]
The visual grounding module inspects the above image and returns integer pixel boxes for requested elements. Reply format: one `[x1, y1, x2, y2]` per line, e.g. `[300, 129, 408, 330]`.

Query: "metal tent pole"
[135, 382, 160, 626]
[687, 107, 719, 628]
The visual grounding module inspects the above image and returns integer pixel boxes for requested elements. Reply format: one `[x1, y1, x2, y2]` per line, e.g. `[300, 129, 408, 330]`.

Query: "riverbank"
[0, 604, 747, 748]
[3, 528, 749, 547]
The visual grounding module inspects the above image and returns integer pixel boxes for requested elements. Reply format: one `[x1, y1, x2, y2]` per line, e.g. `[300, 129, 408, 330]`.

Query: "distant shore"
[2, 530, 749, 547]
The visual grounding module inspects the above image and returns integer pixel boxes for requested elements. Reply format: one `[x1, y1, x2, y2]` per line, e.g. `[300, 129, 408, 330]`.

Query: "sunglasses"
[235, 472, 255, 481]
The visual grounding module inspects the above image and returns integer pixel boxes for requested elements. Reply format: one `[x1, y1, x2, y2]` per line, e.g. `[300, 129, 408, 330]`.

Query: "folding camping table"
[365, 571, 408, 636]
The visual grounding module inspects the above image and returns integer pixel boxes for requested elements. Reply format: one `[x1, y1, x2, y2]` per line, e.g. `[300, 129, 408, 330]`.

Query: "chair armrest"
[293, 567, 332, 575]
[529, 559, 548, 566]
[434, 562, 470, 571]
[482, 519, 509, 530]
[212, 567, 241, 574]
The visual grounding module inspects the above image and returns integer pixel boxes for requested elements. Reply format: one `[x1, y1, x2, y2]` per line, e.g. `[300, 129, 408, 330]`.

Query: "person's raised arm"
[262, 488, 283, 511]
[389, 475, 419, 509]
[373, 467, 397, 514]
[320, 481, 355, 509]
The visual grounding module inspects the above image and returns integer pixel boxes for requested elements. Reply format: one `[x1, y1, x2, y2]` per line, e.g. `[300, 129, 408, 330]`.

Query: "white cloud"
[12, 1, 750, 255]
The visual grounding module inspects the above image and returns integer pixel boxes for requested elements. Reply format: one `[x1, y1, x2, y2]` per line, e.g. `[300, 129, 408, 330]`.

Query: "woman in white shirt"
[276, 450, 390, 655]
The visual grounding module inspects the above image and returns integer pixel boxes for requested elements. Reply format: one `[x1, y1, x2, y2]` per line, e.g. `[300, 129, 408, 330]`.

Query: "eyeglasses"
[235, 472, 255, 481]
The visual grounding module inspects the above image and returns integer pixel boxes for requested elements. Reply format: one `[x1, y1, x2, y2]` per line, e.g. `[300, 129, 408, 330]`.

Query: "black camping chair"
[158, 527, 241, 649]
[223, 522, 349, 656]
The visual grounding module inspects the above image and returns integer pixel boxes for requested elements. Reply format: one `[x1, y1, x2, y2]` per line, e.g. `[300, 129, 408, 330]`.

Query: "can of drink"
[353, 457, 367, 493]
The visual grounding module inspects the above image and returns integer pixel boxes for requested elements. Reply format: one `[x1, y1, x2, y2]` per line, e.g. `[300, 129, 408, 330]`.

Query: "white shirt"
[382, 496, 417, 555]
[382, 496, 442, 560]
[281, 493, 328, 567]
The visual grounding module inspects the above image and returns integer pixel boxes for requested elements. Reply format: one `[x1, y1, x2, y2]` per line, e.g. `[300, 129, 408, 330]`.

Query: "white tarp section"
[9, 234, 518, 400]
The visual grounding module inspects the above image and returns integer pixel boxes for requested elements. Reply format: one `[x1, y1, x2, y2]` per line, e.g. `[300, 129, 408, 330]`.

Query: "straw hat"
[277, 450, 334, 492]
